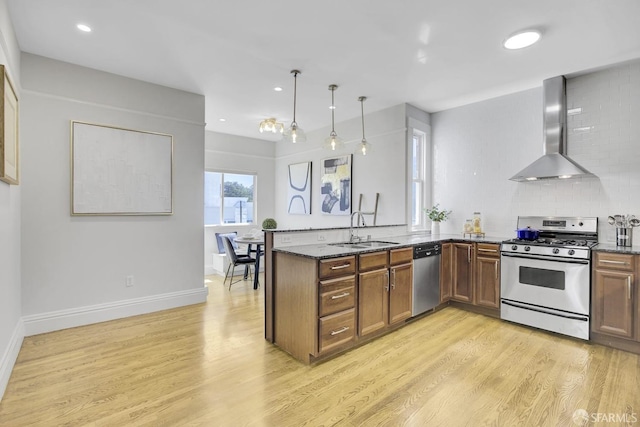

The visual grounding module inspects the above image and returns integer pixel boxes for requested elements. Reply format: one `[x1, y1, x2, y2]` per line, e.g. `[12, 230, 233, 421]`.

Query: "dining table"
[234, 235, 264, 290]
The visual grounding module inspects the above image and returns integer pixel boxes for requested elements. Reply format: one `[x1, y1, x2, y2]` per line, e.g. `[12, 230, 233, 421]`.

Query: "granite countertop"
[272, 233, 510, 259]
[593, 243, 640, 255]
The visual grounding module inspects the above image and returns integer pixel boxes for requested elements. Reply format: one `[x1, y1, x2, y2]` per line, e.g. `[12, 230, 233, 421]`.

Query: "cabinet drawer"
[390, 247, 413, 265]
[476, 243, 500, 258]
[319, 256, 356, 279]
[595, 252, 634, 271]
[359, 251, 388, 271]
[318, 309, 356, 353]
[319, 276, 356, 317]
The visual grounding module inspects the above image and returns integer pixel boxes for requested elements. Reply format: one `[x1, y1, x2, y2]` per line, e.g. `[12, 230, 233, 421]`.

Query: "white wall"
[432, 60, 640, 242]
[19, 54, 207, 332]
[274, 104, 411, 230]
[0, 0, 23, 401]
[204, 131, 275, 274]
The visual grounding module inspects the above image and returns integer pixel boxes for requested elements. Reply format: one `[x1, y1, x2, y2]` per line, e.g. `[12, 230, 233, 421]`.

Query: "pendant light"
[282, 70, 307, 143]
[354, 96, 372, 155]
[323, 84, 344, 150]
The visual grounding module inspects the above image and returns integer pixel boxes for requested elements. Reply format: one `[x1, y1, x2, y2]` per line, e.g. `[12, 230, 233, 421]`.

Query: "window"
[408, 123, 431, 232]
[205, 171, 256, 225]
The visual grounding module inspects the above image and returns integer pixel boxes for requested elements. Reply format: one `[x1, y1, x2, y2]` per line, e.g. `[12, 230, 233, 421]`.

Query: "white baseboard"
[0, 319, 25, 402]
[22, 287, 209, 337]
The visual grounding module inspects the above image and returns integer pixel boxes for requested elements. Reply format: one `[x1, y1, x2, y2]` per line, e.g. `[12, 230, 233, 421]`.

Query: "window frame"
[407, 119, 432, 232]
[205, 169, 257, 226]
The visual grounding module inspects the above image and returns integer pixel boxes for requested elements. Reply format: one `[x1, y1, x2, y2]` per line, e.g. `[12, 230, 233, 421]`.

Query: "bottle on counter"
[464, 219, 473, 233]
[473, 212, 482, 233]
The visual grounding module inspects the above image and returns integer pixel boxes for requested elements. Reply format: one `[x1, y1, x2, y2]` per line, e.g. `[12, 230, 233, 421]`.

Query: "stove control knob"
[578, 221, 584, 227]
[553, 248, 560, 254]
[524, 246, 531, 252]
[511, 245, 518, 251]
[568, 249, 575, 256]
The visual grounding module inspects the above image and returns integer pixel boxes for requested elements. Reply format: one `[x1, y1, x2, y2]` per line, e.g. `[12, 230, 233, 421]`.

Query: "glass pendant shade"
[283, 122, 306, 143]
[283, 70, 306, 143]
[323, 131, 344, 151]
[354, 96, 372, 155]
[355, 139, 372, 155]
[323, 84, 344, 150]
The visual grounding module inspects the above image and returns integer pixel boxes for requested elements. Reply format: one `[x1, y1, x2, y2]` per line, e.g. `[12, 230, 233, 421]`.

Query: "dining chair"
[221, 236, 256, 290]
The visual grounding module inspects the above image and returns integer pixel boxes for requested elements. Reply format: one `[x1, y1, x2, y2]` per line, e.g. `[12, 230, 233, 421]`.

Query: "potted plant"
[424, 204, 451, 235]
[261, 218, 277, 230]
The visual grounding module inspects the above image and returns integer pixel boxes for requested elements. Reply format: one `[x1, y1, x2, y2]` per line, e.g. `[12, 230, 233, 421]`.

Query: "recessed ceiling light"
[218, 118, 226, 122]
[77, 24, 92, 33]
[503, 30, 541, 50]
[274, 87, 283, 92]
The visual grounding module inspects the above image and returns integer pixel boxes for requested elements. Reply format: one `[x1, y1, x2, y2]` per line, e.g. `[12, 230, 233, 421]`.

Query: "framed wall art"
[0, 65, 19, 185]
[71, 121, 173, 215]
[320, 154, 351, 216]
[287, 161, 312, 215]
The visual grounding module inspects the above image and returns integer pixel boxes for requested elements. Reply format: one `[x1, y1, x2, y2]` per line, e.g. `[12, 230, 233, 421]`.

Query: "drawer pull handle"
[330, 326, 350, 336]
[479, 248, 498, 253]
[331, 292, 350, 300]
[600, 259, 629, 265]
[330, 263, 351, 270]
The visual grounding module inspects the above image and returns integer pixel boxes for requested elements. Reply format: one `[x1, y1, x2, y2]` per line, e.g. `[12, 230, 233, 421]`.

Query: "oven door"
[500, 253, 590, 315]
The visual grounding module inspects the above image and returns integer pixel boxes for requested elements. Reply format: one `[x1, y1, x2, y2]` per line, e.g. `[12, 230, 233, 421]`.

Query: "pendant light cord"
[331, 87, 336, 133]
[359, 96, 367, 142]
[292, 71, 298, 124]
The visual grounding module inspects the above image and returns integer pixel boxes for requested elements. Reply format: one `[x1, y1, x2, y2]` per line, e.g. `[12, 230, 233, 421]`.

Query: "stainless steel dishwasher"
[412, 242, 441, 316]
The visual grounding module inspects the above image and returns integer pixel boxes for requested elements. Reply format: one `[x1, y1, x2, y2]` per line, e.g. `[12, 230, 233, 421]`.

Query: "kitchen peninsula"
[263, 228, 507, 363]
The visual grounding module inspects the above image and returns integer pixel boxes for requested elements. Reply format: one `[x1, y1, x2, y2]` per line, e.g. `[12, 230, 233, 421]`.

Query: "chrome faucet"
[349, 211, 367, 242]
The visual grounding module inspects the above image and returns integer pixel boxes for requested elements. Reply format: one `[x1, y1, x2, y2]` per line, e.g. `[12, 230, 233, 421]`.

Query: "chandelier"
[259, 118, 284, 134]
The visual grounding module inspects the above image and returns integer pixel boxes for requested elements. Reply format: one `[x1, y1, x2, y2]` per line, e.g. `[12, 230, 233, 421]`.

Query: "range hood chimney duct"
[509, 76, 596, 182]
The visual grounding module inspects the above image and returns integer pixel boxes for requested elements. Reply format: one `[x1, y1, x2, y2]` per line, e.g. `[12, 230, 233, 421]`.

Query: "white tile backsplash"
[433, 59, 640, 242]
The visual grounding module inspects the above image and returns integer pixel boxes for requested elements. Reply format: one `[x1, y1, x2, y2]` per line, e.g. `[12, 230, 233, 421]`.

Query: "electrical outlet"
[126, 275, 134, 287]
[282, 235, 292, 243]
[318, 233, 326, 241]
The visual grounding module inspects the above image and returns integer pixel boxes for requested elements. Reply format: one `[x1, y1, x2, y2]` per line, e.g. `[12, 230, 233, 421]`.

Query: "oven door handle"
[500, 252, 590, 265]
[501, 299, 589, 321]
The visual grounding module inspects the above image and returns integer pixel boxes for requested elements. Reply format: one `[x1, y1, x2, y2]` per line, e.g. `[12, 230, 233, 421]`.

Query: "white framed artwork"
[320, 154, 351, 216]
[287, 161, 312, 215]
[71, 121, 173, 215]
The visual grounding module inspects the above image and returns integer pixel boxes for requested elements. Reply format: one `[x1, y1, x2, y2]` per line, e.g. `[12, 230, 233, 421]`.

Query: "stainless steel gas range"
[500, 216, 598, 340]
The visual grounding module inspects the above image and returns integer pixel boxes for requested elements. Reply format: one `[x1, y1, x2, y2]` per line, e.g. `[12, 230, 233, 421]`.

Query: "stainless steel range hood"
[510, 76, 595, 182]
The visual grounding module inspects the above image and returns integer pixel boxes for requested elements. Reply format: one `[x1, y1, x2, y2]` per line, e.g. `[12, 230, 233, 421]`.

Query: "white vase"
[432, 221, 440, 235]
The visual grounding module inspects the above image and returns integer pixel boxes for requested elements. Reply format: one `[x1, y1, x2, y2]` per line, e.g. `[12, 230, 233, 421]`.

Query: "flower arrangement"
[424, 204, 452, 222]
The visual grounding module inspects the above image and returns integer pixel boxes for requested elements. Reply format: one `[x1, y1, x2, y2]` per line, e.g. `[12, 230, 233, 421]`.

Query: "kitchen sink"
[329, 240, 400, 249]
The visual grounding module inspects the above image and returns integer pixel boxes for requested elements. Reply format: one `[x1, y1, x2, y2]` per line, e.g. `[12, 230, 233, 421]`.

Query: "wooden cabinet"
[318, 256, 357, 354]
[389, 248, 413, 324]
[441, 242, 500, 313]
[592, 252, 636, 340]
[452, 243, 474, 302]
[475, 243, 500, 308]
[358, 248, 413, 337]
[440, 243, 452, 302]
[358, 267, 389, 336]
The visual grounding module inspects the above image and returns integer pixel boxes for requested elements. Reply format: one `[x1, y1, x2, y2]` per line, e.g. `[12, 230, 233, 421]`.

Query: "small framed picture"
[0, 65, 19, 185]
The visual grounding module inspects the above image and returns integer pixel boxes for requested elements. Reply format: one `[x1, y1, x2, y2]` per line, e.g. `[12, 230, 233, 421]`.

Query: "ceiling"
[7, 0, 640, 142]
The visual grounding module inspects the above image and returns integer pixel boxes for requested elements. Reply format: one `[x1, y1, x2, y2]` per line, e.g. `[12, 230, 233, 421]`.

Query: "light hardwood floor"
[1, 274, 639, 426]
